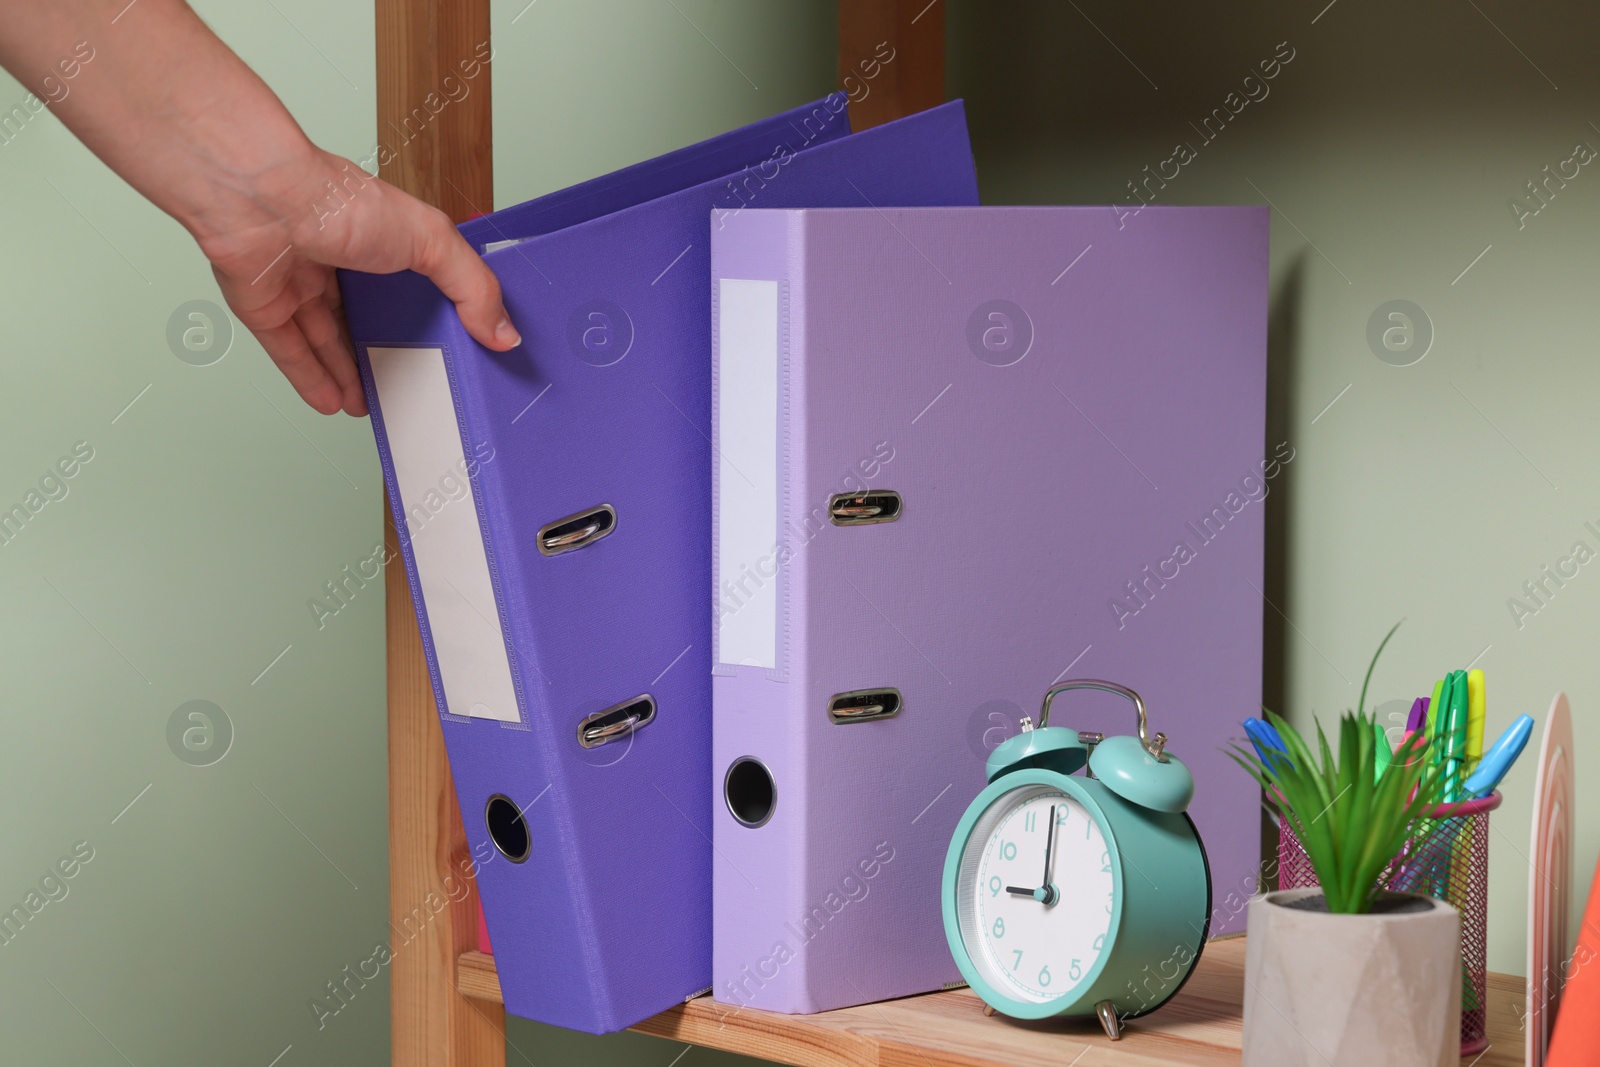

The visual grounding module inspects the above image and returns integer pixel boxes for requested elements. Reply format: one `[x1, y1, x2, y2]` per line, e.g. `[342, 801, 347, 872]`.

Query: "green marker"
[1441, 670, 1469, 802]
[1372, 719, 1392, 781]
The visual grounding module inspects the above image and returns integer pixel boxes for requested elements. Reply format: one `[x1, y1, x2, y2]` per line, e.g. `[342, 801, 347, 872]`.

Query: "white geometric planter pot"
[1244, 888, 1460, 1067]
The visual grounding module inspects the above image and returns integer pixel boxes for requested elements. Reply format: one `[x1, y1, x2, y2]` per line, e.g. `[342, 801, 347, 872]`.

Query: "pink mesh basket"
[1276, 790, 1500, 1057]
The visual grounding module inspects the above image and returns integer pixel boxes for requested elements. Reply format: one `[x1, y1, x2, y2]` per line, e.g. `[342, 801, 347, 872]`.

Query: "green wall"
[0, 2, 389, 1065]
[945, 0, 1600, 976]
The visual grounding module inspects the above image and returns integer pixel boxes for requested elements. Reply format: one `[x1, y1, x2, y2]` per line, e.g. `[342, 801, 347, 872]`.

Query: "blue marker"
[1461, 714, 1534, 799]
[1242, 718, 1272, 761]
[1244, 717, 1292, 772]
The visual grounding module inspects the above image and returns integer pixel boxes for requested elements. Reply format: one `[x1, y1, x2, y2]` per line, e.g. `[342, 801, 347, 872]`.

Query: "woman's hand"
[0, 0, 519, 417]
[200, 148, 520, 417]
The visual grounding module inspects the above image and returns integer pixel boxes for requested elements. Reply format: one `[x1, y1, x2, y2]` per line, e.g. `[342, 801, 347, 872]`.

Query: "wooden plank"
[460, 940, 1527, 1067]
[376, 2, 503, 1066]
[457, 951, 502, 1003]
[838, 0, 945, 130]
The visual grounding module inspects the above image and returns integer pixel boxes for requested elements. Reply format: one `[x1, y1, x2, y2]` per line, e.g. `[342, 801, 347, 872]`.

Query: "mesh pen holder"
[1276, 790, 1501, 1057]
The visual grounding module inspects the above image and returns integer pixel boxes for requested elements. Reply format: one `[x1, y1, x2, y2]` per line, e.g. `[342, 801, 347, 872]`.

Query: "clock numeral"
[1084, 816, 1092, 839]
[1000, 840, 1018, 861]
[1101, 850, 1111, 874]
[1093, 933, 1105, 952]
[992, 917, 1005, 939]
[1105, 894, 1114, 914]
[1038, 965, 1052, 988]
[988, 876, 1002, 898]
[1056, 808, 1069, 826]
[1024, 810, 1036, 832]
[1012, 949, 1024, 970]
[1069, 958, 1082, 981]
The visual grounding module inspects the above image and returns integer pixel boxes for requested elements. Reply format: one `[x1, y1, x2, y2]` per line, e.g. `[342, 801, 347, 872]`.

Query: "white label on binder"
[717, 279, 779, 670]
[368, 346, 521, 723]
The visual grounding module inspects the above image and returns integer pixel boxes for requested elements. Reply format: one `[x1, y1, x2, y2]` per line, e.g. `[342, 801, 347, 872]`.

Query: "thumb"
[408, 202, 521, 351]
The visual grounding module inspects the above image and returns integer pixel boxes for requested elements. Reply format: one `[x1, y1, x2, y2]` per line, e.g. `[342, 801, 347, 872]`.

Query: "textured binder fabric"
[712, 206, 1269, 1014]
[339, 98, 979, 1034]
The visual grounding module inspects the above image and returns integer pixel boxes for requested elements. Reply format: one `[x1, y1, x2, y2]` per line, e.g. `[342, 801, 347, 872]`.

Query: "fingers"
[253, 319, 345, 415]
[324, 285, 367, 418]
[409, 204, 521, 352]
[214, 265, 345, 416]
[202, 154, 519, 417]
[218, 260, 362, 417]
[294, 285, 367, 417]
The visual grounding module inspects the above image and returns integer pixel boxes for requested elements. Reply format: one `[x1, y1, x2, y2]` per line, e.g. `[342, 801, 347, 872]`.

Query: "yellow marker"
[1426, 678, 1446, 761]
[1466, 669, 1486, 771]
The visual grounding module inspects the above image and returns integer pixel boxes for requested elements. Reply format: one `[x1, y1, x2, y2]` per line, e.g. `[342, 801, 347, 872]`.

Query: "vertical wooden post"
[838, 0, 946, 130]
[376, 1, 504, 1065]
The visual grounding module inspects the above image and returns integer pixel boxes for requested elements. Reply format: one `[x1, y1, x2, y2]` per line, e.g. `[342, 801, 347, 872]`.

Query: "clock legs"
[1095, 1000, 1121, 1041]
[975, 996, 1120, 1039]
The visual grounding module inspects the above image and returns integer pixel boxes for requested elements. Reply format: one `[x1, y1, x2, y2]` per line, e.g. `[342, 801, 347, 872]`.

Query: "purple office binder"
[338, 99, 979, 1033]
[712, 206, 1269, 1013]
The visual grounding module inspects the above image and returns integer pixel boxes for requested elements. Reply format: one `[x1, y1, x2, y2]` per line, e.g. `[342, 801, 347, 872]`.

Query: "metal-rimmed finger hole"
[724, 757, 776, 828]
[484, 794, 531, 863]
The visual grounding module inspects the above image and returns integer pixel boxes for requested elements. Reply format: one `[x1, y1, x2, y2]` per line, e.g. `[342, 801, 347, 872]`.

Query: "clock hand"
[1005, 885, 1059, 903]
[1003, 806, 1064, 903]
[1042, 804, 1057, 888]
[1032, 805, 1061, 906]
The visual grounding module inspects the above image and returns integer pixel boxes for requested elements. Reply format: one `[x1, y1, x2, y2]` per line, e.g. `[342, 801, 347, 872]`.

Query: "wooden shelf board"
[456, 938, 1526, 1066]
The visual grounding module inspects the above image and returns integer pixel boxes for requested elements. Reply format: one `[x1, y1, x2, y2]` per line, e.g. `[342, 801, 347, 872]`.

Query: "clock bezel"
[942, 769, 1125, 1020]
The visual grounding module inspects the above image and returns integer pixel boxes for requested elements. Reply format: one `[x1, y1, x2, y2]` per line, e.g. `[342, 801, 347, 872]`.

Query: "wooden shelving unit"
[456, 937, 1527, 1067]
[376, 3, 1529, 1065]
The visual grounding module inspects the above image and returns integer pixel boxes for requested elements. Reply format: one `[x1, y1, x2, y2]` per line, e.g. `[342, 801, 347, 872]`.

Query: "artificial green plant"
[1233, 622, 1448, 914]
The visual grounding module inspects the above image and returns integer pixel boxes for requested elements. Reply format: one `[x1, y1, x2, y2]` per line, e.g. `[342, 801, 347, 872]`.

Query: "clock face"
[954, 783, 1116, 1004]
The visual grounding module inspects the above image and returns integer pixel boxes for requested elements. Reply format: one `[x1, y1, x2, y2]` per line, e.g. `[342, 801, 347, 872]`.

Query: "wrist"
[46, 0, 330, 251]
[179, 128, 327, 248]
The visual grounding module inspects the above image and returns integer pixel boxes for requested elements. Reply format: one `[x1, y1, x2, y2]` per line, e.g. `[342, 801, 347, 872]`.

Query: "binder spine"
[356, 312, 605, 1026]
[712, 211, 815, 1011]
[440, 341, 610, 1023]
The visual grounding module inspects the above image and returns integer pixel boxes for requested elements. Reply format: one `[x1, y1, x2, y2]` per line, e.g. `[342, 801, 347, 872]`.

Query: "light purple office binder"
[712, 206, 1269, 1013]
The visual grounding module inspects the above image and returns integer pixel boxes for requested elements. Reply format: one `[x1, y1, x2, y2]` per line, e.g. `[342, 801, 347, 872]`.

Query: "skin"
[0, 0, 520, 416]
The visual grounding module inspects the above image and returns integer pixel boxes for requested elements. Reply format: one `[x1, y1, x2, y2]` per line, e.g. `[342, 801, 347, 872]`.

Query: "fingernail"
[495, 317, 521, 348]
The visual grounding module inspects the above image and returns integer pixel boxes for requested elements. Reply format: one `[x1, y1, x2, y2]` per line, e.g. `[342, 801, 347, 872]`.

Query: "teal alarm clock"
[941, 679, 1211, 1040]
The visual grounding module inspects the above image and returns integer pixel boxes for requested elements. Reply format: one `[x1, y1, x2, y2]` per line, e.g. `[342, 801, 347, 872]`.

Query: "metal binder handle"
[577, 695, 656, 749]
[543, 521, 602, 552]
[826, 688, 903, 724]
[828, 490, 902, 526]
[1039, 679, 1168, 762]
[537, 504, 617, 557]
[580, 712, 641, 746]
